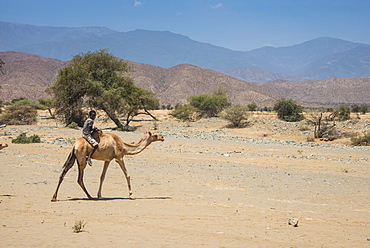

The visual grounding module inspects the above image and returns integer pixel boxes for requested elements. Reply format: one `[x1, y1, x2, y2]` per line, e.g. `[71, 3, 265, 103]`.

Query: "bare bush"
[0, 105, 37, 125]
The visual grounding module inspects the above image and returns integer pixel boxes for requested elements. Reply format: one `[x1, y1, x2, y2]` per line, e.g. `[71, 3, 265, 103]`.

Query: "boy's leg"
[86, 144, 98, 166]
[84, 135, 99, 166]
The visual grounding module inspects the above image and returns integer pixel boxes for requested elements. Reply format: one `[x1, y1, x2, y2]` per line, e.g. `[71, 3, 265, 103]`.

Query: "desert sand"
[1, 111, 369, 247]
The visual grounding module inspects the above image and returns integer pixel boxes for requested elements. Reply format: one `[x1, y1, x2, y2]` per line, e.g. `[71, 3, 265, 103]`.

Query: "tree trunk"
[144, 108, 157, 120]
[103, 109, 124, 130]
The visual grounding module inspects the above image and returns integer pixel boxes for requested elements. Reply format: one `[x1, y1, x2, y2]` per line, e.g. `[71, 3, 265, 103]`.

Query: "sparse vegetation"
[360, 104, 368, 114]
[67, 122, 79, 129]
[338, 104, 351, 121]
[11, 97, 40, 108]
[188, 87, 230, 118]
[351, 104, 369, 114]
[351, 132, 370, 146]
[12, 133, 41, 144]
[170, 105, 199, 122]
[220, 104, 250, 127]
[273, 99, 304, 122]
[72, 220, 86, 233]
[247, 102, 258, 111]
[306, 136, 315, 142]
[309, 111, 338, 140]
[0, 105, 38, 125]
[38, 98, 55, 118]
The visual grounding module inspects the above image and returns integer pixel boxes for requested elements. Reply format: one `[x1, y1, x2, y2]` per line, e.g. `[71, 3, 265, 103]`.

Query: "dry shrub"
[351, 133, 370, 146]
[72, 220, 86, 233]
[0, 105, 37, 125]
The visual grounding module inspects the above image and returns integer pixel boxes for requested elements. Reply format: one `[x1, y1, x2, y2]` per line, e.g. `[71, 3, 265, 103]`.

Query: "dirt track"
[1, 112, 370, 247]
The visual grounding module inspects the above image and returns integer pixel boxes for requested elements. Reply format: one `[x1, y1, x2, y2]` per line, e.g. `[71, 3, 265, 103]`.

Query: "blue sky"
[1, 0, 369, 51]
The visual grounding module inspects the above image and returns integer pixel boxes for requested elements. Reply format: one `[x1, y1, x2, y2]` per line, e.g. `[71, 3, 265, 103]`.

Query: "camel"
[0, 143, 8, 150]
[51, 130, 164, 202]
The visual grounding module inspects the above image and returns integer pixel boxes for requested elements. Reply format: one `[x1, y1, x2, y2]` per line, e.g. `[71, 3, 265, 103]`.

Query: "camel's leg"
[97, 161, 110, 199]
[51, 163, 74, 202]
[116, 158, 135, 199]
[77, 161, 94, 200]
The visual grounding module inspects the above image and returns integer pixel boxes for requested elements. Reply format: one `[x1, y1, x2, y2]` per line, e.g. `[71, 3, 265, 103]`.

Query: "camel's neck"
[123, 134, 152, 155]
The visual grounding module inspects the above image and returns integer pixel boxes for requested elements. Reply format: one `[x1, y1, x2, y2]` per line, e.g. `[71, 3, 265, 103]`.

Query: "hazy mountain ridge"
[125, 61, 281, 107]
[263, 78, 370, 106]
[0, 21, 116, 51]
[1, 51, 369, 107]
[1, 22, 370, 81]
[220, 67, 300, 84]
[0, 51, 280, 107]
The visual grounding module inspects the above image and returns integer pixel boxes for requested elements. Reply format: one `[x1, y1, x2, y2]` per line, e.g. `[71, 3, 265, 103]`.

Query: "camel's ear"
[147, 131, 153, 136]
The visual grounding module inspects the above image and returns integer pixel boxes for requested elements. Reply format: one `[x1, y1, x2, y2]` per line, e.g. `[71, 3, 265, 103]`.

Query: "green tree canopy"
[47, 50, 158, 128]
[247, 102, 258, 111]
[273, 99, 304, 122]
[338, 104, 351, 121]
[188, 87, 230, 117]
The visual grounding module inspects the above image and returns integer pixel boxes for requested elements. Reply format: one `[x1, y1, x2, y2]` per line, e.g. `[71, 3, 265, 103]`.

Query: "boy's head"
[89, 110, 97, 120]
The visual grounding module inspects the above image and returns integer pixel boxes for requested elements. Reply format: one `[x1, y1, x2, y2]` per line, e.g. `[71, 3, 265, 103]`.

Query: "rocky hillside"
[220, 67, 300, 84]
[263, 78, 370, 106]
[2, 51, 369, 108]
[125, 61, 280, 107]
[0, 52, 280, 107]
[0, 51, 67, 101]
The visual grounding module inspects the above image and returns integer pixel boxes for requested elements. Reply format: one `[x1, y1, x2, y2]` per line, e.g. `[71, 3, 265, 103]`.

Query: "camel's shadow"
[64, 196, 172, 201]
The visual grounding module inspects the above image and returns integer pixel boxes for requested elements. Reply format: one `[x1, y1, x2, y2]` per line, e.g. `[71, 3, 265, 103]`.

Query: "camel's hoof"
[129, 195, 136, 200]
[51, 198, 58, 202]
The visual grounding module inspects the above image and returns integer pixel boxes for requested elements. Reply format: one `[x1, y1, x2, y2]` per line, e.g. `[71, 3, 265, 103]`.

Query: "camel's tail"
[63, 147, 76, 169]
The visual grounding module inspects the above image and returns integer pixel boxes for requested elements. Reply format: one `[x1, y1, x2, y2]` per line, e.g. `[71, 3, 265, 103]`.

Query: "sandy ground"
[1, 111, 370, 247]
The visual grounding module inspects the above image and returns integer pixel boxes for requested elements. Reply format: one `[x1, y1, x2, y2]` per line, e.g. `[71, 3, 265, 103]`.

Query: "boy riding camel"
[82, 110, 99, 166]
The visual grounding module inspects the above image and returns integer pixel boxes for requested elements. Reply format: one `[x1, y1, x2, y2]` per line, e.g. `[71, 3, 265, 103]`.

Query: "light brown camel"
[0, 143, 8, 150]
[51, 130, 164, 202]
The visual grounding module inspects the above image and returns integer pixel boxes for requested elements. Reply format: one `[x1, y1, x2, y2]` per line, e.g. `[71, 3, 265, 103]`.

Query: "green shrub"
[273, 99, 304, 122]
[247, 102, 258, 111]
[351, 133, 370, 146]
[188, 88, 230, 117]
[220, 104, 250, 127]
[170, 105, 199, 122]
[67, 122, 79, 129]
[12, 133, 41, 144]
[338, 105, 351, 121]
[360, 104, 368, 114]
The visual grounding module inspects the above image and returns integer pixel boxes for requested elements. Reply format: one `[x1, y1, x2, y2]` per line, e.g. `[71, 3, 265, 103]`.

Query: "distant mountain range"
[0, 51, 280, 107]
[263, 78, 370, 106]
[1, 21, 370, 82]
[1, 51, 369, 108]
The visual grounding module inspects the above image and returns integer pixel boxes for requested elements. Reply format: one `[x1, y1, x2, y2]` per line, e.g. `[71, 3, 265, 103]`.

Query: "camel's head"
[0, 143, 8, 150]
[147, 131, 164, 142]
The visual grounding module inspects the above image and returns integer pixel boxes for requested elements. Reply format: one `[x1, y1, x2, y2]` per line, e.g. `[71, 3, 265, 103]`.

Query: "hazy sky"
[1, 0, 369, 51]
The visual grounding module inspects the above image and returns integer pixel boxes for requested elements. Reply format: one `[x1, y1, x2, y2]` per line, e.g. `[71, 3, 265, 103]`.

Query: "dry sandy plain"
[1, 111, 369, 247]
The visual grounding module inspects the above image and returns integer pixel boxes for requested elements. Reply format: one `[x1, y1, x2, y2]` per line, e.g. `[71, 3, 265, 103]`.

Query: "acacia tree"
[47, 50, 158, 128]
